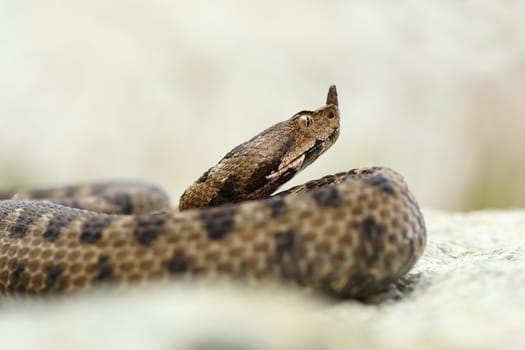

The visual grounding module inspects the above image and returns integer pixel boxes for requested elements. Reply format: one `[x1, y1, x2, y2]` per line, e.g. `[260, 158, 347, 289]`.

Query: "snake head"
[266, 85, 340, 182]
[179, 85, 341, 210]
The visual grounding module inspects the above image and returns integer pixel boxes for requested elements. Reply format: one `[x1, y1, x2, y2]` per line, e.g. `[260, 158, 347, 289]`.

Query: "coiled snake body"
[0, 86, 426, 298]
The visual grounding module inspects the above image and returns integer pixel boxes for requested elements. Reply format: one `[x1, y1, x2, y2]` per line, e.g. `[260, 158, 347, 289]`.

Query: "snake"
[0, 86, 426, 298]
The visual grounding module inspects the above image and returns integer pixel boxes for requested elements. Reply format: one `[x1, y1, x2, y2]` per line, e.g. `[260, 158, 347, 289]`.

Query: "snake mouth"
[266, 128, 340, 182]
[303, 128, 339, 161]
[303, 128, 339, 166]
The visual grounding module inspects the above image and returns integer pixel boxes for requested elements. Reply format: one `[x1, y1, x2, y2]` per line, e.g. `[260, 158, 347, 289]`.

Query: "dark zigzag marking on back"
[80, 215, 115, 244]
[200, 206, 236, 240]
[43, 209, 85, 242]
[0, 201, 86, 241]
[244, 158, 281, 192]
[208, 175, 239, 207]
[365, 174, 396, 195]
[12, 207, 41, 239]
[103, 192, 134, 214]
[134, 212, 171, 245]
[9, 210, 29, 238]
[265, 196, 287, 217]
[310, 186, 342, 207]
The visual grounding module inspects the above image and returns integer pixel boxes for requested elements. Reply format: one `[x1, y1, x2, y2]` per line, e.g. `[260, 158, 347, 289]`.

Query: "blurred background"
[0, 0, 524, 211]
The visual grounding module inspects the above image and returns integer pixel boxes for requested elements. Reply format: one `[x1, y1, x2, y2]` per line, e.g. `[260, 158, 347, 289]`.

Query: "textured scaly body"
[0, 86, 426, 298]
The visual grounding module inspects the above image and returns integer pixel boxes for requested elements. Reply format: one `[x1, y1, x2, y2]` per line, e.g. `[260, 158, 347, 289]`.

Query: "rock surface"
[0, 210, 524, 350]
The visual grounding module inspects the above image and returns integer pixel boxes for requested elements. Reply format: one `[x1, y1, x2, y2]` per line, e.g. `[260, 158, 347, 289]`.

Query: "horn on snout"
[326, 85, 338, 106]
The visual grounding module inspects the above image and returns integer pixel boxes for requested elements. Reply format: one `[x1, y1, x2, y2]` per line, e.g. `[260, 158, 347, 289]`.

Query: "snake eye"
[299, 115, 312, 128]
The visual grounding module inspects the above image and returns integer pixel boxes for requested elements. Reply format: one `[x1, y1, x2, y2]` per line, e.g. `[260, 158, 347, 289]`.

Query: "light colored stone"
[0, 210, 524, 349]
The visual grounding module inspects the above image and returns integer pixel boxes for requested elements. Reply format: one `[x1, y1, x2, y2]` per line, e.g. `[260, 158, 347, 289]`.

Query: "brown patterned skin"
[0, 182, 170, 215]
[0, 86, 426, 298]
[179, 86, 340, 210]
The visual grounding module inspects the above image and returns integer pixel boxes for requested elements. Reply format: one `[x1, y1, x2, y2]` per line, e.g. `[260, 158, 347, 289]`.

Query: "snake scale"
[0, 86, 426, 298]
